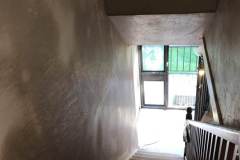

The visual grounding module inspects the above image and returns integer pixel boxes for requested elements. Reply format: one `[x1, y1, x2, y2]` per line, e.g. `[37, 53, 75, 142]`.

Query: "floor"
[137, 109, 188, 157]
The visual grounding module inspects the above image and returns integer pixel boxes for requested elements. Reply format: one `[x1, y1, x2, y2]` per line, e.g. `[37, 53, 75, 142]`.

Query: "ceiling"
[110, 13, 215, 45]
[105, 0, 218, 15]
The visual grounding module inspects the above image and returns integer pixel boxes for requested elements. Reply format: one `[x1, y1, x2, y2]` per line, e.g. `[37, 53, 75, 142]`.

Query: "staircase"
[129, 150, 183, 160]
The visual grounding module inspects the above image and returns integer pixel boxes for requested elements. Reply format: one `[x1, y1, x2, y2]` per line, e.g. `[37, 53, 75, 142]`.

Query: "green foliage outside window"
[168, 46, 199, 73]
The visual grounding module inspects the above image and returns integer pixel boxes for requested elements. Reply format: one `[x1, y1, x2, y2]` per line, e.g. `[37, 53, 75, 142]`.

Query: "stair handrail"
[187, 120, 240, 145]
[185, 120, 240, 159]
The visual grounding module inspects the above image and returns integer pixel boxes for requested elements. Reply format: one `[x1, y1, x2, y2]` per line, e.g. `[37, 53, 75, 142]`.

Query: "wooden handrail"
[187, 120, 240, 145]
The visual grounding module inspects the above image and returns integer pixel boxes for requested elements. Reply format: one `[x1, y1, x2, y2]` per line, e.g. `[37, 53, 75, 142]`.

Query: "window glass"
[144, 81, 164, 105]
[142, 45, 164, 71]
[168, 46, 198, 73]
[168, 46, 199, 109]
[168, 74, 197, 109]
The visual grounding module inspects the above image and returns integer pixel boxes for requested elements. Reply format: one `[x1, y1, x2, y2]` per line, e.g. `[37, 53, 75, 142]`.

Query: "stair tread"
[129, 150, 183, 160]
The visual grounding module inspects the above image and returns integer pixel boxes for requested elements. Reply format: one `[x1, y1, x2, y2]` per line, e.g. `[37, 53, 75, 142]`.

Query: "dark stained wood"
[196, 128, 201, 159]
[199, 129, 204, 159]
[219, 139, 227, 160]
[232, 145, 239, 160]
[203, 131, 208, 159]
[206, 132, 212, 159]
[209, 134, 216, 160]
[194, 56, 211, 122]
[215, 137, 221, 160]
[185, 120, 240, 160]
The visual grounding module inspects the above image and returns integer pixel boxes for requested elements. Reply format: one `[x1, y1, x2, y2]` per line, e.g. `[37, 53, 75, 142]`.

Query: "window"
[168, 46, 199, 109]
[168, 46, 198, 73]
[144, 81, 165, 105]
[142, 45, 165, 71]
[140, 45, 168, 108]
[139, 45, 199, 109]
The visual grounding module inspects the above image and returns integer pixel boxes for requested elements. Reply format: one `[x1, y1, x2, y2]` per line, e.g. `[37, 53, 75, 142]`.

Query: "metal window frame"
[139, 45, 169, 109]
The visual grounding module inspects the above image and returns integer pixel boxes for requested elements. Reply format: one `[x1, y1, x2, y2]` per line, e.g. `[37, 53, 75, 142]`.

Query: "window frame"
[139, 45, 169, 109]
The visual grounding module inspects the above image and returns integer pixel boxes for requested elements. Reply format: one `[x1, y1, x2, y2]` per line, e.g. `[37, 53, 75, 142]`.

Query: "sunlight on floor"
[137, 109, 188, 156]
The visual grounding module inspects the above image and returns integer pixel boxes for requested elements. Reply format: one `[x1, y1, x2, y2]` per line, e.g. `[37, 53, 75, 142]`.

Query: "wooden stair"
[129, 150, 183, 160]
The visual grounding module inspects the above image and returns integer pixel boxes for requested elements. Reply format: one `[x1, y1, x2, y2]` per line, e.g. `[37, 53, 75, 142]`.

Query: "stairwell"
[129, 150, 183, 160]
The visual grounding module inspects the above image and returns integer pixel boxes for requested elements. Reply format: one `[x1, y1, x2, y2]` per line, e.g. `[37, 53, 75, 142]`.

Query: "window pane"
[142, 45, 164, 71]
[168, 46, 199, 73]
[168, 74, 197, 109]
[178, 47, 184, 71]
[184, 47, 191, 71]
[144, 81, 164, 105]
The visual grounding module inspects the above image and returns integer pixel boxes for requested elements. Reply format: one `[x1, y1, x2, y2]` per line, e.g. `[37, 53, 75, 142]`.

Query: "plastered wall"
[205, 0, 240, 128]
[0, 0, 138, 159]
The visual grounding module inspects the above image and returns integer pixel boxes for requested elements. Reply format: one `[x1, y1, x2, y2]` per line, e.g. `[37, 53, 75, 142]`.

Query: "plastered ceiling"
[106, 0, 217, 45]
[110, 13, 215, 45]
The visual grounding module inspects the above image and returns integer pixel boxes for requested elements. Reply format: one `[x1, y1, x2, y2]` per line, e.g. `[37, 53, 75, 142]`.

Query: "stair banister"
[185, 120, 240, 160]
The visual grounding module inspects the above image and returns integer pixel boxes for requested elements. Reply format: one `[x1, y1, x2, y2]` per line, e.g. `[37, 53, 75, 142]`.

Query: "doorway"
[137, 45, 199, 156]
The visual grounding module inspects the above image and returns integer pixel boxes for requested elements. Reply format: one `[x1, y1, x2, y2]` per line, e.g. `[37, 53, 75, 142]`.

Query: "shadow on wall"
[0, 1, 79, 159]
[2, 122, 49, 160]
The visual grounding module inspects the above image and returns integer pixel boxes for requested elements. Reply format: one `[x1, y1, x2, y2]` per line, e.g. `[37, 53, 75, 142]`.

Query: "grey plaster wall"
[205, 0, 240, 128]
[0, 0, 138, 159]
